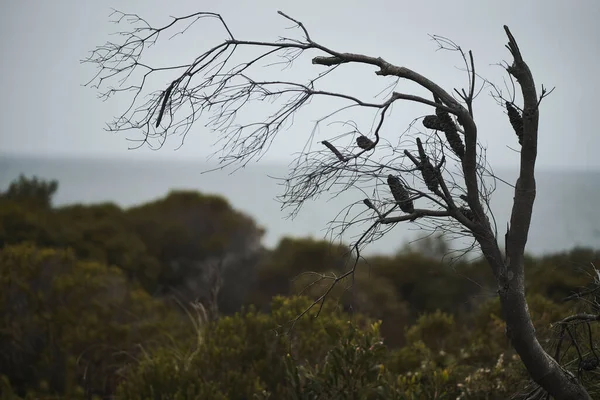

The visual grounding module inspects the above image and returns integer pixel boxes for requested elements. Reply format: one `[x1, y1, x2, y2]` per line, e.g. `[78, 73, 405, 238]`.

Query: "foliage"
[278, 321, 390, 399]
[367, 253, 493, 322]
[55, 203, 161, 290]
[0, 175, 58, 209]
[525, 248, 600, 302]
[0, 176, 267, 313]
[1, 175, 599, 399]
[117, 296, 369, 400]
[126, 190, 265, 302]
[405, 311, 457, 354]
[0, 243, 186, 398]
[0, 200, 59, 249]
[454, 353, 526, 400]
[254, 237, 350, 308]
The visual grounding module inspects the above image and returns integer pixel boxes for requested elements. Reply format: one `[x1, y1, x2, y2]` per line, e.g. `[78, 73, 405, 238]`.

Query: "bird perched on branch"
[356, 135, 375, 150]
[387, 174, 414, 213]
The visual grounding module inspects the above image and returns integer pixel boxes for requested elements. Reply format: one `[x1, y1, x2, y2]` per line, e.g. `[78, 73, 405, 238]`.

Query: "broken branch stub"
[363, 198, 376, 210]
[321, 140, 347, 162]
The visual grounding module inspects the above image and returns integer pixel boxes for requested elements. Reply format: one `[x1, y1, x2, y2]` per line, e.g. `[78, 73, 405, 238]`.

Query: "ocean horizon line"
[1, 151, 599, 257]
[2, 151, 599, 174]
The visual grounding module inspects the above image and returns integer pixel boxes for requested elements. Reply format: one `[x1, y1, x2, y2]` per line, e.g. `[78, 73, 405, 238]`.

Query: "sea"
[1, 153, 599, 257]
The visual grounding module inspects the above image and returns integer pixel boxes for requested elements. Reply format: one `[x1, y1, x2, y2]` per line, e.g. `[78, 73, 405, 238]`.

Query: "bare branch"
[556, 314, 600, 325]
[379, 209, 451, 224]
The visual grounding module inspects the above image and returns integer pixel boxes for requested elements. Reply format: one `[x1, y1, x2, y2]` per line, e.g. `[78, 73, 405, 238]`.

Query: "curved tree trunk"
[474, 27, 592, 400]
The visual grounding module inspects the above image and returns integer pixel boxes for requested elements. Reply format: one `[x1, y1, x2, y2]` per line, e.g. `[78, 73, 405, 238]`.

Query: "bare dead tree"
[83, 9, 589, 399]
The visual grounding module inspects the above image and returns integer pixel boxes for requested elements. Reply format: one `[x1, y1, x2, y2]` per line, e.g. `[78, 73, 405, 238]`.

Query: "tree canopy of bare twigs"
[84, 9, 591, 399]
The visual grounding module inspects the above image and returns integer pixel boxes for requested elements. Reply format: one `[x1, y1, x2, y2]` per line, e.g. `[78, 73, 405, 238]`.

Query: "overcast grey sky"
[1, 0, 599, 169]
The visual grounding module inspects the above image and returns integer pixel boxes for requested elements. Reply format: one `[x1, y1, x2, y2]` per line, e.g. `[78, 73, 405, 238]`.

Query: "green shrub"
[117, 296, 371, 400]
[278, 321, 388, 399]
[0, 244, 185, 398]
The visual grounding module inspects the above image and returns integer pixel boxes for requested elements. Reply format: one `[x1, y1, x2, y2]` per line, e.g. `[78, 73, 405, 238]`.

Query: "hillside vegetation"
[1, 176, 598, 399]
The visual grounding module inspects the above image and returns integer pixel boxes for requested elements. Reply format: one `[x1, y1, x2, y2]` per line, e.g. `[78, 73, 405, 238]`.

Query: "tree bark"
[476, 27, 592, 400]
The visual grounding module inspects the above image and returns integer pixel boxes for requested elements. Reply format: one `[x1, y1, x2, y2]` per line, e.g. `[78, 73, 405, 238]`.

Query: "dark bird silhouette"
[356, 135, 375, 150]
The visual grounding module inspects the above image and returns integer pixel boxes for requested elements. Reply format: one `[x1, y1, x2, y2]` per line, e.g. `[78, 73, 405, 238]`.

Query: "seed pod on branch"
[356, 135, 375, 150]
[422, 115, 445, 130]
[321, 140, 346, 162]
[505, 101, 523, 145]
[434, 108, 455, 129]
[387, 174, 414, 214]
[416, 138, 439, 193]
[435, 109, 465, 160]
